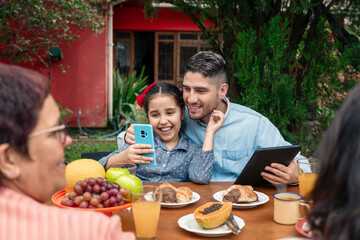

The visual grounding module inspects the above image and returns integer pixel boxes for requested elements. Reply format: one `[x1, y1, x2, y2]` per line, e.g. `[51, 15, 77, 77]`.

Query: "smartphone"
[133, 124, 156, 166]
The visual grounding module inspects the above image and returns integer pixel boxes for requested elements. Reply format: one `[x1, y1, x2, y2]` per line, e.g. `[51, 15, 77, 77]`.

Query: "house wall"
[3, 7, 205, 128]
[2, 27, 108, 128]
[113, 7, 205, 31]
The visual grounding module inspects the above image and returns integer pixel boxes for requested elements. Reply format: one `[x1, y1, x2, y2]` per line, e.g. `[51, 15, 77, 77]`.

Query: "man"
[123, 51, 301, 184]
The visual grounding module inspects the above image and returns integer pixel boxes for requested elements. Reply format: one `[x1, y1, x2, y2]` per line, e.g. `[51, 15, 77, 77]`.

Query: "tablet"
[233, 145, 302, 187]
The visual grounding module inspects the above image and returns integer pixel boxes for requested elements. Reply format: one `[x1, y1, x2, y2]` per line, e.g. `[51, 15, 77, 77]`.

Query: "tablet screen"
[233, 145, 302, 187]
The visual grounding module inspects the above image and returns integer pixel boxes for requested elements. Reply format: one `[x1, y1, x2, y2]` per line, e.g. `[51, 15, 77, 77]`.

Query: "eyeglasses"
[29, 120, 68, 145]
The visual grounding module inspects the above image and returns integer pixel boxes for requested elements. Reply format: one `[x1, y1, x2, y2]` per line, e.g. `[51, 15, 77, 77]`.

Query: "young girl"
[99, 82, 224, 184]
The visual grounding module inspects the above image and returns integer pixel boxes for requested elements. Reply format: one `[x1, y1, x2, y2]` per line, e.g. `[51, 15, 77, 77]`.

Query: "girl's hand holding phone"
[106, 144, 155, 169]
[124, 125, 136, 145]
[123, 144, 155, 164]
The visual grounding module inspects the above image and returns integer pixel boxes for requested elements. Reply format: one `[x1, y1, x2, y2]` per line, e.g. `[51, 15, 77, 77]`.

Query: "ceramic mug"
[273, 192, 309, 225]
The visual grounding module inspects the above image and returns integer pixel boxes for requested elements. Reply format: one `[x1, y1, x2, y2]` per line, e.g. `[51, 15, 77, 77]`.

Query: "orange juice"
[298, 173, 318, 199]
[132, 201, 161, 238]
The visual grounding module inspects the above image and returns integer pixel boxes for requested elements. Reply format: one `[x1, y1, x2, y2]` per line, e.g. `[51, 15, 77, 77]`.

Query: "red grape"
[61, 197, 69, 206]
[103, 199, 110, 208]
[108, 188, 118, 197]
[93, 184, 101, 194]
[112, 183, 120, 190]
[74, 184, 83, 195]
[92, 193, 101, 202]
[116, 193, 123, 202]
[65, 177, 128, 209]
[79, 201, 89, 208]
[96, 177, 104, 185]
[86, 185, 92, 193]
[109, 196, 117, 206]
[88, 178, 96, 186]
[69, 192, 77, 199]
[90, 197, 99, 206]
[74, 196, 83, 206]
[65, 199, 75, 207]
[119, 188, 128, 196]
[83, 192, 92, 201]
[101, 192, 109, 201]
[80, 181, 88, 190]
[106, 183, 112, 190]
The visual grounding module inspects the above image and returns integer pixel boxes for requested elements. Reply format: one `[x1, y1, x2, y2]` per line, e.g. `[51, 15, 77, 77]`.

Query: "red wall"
[3, 7, 206, 128]
[2, 27, 108, 128]
[50, 28, 108, 128]
[113, 7, 207, 31]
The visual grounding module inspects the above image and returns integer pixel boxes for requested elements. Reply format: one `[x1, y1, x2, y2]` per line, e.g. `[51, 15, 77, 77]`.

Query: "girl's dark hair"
[142, 82, 184, 115]
[309, 83, 360, 240]
[0, 63, 50, 155]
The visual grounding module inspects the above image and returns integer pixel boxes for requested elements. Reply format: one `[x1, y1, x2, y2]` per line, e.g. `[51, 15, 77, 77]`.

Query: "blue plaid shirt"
[99, 134, 213, 184]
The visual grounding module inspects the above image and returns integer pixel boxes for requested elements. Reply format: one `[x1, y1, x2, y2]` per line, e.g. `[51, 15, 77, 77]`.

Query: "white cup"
[273, 192, 309, 225]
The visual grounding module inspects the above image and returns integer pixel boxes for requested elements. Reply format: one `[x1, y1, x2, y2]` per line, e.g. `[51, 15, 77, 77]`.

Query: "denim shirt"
[99, 134, 213, 184]
[182, 98, 300, 182]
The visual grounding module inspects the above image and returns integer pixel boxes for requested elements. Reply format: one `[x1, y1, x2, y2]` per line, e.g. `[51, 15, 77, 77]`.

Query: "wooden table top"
[114, 182, 305, 240]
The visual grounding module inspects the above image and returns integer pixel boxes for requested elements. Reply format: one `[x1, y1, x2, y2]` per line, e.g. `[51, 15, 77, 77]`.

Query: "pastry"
[154, 183, 177, 203]
[176, 186, 193, 203]
[222, 185, 258, 203]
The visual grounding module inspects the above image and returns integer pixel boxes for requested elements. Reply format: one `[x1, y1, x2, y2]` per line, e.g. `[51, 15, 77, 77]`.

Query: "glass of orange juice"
[130, 185, 162, 240]
[297, 157, 318, 201]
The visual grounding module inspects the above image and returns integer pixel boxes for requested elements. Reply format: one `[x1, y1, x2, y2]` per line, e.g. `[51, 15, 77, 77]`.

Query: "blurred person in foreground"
[0, 63, 135, 240]
[308, 83, 360, 240]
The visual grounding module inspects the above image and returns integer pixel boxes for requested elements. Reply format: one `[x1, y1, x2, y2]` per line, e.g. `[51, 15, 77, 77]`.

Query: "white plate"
[145, 191, 200, 208]
[178, 213, 245, 237]
[213, 190, 269, 209]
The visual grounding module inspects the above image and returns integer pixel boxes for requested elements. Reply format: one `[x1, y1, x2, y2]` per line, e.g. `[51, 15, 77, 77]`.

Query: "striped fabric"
[0, 187, 135, 240]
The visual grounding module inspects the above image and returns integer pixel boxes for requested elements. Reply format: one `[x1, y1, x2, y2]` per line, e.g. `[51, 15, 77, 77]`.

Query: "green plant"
[57, 102, 73, 119]
[113, 66, 148, 123]
[234, 15, 357, 155]
[0, 0, 110, 72]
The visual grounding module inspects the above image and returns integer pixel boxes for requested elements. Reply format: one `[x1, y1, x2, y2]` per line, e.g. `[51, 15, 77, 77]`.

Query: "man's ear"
[218, 83, 228, 99]
[0, 144, 21, 180]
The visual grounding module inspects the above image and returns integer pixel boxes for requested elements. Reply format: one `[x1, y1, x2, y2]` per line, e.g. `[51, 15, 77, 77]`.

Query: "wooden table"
[114, 182, 304, 240]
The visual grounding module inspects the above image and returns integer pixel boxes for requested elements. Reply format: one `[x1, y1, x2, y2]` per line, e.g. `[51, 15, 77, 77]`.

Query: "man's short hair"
[185, 51, 227, 87]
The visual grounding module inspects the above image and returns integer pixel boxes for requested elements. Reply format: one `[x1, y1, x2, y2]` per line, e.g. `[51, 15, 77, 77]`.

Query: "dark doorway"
[134, 32, 154, 83]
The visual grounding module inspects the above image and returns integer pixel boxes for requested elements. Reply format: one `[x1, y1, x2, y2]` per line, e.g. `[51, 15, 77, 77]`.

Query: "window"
[155, 32, 212, 87]
[114, 31, 133, 76]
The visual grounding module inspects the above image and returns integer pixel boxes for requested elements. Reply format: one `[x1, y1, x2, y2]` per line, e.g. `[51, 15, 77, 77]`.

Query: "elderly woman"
[0, 63, 135, 240]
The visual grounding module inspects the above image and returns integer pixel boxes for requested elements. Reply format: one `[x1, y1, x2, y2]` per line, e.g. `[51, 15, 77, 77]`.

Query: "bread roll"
[176, 186, 193, 203]
[222, 185, 258, 203]
[154, 183, 177, 203]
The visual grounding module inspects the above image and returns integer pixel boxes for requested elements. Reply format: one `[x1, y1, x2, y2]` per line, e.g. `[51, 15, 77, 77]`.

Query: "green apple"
[106, 167, 130, 183]
[114, 174, 143, 202]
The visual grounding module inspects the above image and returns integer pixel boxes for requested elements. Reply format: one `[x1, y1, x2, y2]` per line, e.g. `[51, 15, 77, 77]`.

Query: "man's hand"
[260, 160, 300, 185]
[206, 110, 225, 134]
[124, 125, 135, 145]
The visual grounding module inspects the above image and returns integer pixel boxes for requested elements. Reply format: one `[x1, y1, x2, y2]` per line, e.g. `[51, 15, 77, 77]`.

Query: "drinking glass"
[130, 186, 162, 240]
[297, 157, 318, 201]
